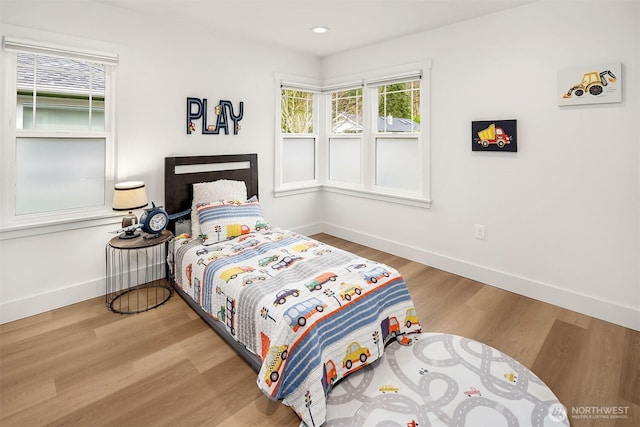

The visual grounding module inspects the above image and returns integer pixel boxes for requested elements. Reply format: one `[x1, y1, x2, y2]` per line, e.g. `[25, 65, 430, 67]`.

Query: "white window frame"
[322, 61, 432, 208]
[0, 37, 119, 238]
[274, 74, 322, 197]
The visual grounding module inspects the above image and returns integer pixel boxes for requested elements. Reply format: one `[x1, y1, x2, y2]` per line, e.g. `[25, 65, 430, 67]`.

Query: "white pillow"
[191, 179, 247, 236]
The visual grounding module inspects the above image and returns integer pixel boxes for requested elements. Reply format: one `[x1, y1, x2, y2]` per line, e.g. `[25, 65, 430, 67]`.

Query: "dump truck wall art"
[558, 62, 622, 106]
[471, 120, 517, 152]
[476, 123, 510, 148]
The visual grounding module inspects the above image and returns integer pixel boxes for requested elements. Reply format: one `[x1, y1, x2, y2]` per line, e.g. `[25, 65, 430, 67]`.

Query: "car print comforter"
[169, 229, 421, 427]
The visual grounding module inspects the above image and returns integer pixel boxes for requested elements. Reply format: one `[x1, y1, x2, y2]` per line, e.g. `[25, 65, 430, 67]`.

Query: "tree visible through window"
[378, 81, 420, 133]
[281, 89, 313, 133]
[331, 88, 362, 134]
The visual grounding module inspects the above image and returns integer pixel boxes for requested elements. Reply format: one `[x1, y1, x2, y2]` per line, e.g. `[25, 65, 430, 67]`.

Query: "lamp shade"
[112, 181, 148, 211]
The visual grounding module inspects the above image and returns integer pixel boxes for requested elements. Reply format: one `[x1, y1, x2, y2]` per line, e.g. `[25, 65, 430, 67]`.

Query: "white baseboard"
[1, 224, 328, 324]
[1, 278, 105, 324]
[4, 222, 638, 332]
[289, 221, 324, 236]
[1, 261, 169, 324]
[321, 223, 640, 332]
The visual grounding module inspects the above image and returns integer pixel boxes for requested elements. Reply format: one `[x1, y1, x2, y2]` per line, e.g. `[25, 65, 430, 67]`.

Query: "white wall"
[0, 1, 322, 323]
[320, 0, 640, 330]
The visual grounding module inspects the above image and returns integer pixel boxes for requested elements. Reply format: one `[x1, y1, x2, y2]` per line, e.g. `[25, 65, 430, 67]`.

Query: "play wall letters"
[187, 98, 244, 135]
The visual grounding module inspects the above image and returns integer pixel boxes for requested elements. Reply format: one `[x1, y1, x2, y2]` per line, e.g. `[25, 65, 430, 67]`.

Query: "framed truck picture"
[471, 120, 517, 152]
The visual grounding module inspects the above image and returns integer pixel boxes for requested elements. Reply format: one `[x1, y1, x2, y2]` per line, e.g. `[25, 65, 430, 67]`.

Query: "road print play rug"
[319, 333, 569, 427]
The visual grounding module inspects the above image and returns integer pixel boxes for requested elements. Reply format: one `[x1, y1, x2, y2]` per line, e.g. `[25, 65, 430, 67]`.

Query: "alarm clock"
[139, 202, 169, 236]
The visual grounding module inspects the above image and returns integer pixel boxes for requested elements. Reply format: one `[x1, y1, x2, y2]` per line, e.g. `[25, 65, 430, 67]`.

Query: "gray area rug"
[319, 332, 569, 426]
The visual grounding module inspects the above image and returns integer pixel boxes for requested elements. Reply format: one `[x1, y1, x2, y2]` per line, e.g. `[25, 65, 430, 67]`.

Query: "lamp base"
[121, 212, 138, 228]
[118, 230, 141, 239]
[118, 212, 140, 239]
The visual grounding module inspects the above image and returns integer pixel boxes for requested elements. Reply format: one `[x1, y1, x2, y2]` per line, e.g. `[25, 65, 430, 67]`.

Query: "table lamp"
[112, 181, 148, 239]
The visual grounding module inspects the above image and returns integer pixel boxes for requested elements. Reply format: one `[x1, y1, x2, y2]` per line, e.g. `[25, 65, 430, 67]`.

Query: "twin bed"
[164, 154, 421, 426]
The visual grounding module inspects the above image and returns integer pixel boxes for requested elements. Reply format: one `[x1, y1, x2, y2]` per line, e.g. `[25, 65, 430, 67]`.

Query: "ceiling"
[96, 0, 535, 57]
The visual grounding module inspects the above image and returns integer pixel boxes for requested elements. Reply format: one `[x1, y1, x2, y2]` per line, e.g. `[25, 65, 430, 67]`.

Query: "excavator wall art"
[558, 62, 622, 106]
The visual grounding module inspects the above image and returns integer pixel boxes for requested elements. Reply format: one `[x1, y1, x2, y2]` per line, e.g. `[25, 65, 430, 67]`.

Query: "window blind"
[365, 71, 422, 87]
[280, 81, 321, 93]
[3, 37, 118, 65]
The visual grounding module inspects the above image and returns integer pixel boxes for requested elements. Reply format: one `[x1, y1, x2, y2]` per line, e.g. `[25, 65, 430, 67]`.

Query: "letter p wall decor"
[187, 97, 244, 135]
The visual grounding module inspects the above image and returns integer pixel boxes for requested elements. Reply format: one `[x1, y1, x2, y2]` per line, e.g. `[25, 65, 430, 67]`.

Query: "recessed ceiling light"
[311, 26, 329, 34]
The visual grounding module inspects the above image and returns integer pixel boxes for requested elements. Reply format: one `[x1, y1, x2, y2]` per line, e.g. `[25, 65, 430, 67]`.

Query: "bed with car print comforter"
[169, 228, 420, 426]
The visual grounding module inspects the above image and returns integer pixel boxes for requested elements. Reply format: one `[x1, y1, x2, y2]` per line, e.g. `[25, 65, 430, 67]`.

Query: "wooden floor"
[1, 233, 638, 426]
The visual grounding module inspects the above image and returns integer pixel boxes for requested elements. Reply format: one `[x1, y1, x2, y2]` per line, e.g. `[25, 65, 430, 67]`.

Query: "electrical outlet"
[474, 224, 486, 240]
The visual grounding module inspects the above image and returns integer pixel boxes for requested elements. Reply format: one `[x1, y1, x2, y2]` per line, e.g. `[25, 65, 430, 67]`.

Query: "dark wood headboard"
[164, 154, 258, 233]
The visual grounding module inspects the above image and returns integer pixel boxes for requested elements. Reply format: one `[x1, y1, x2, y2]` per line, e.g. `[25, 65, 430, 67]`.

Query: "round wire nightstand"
[105, 230, 173, 314]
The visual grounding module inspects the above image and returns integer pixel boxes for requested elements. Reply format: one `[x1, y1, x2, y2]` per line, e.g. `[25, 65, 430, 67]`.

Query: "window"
[275, 80, 320, 192]
[274, 62, 431, 207]
[371, 79, 421, 194]
[1, 38, 117, 229]
[281, 89, 316, 183]
[324, 63, 431, 206]
[328, 87, 363, 185]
